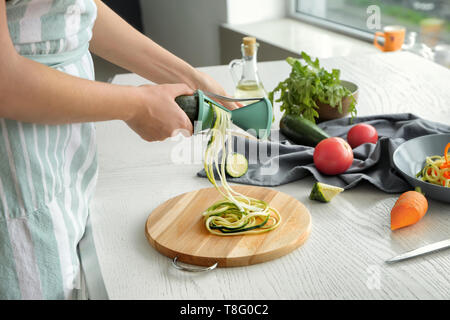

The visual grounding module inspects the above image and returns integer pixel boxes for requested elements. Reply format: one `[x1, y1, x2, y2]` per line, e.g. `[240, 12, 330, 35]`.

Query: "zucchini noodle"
[202, 104, 281, 235]
[416, 143, 450, 188]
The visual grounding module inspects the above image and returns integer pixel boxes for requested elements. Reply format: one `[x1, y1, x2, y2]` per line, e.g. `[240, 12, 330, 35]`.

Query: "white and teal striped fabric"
[1, 0, 98, 299]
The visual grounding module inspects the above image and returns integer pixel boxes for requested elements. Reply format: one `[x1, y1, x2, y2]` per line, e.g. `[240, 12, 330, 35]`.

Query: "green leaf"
[286, 56, 297, 66]
[268, 51, 357, 123]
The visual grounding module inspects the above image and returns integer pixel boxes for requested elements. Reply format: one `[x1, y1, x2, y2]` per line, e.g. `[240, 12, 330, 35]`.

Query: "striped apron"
[1, 0, 98, 299]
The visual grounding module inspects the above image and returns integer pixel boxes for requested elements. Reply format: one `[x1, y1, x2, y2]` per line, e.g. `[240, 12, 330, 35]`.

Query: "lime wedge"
[225, 153, 248, 178]
[309, 182, 344, 203]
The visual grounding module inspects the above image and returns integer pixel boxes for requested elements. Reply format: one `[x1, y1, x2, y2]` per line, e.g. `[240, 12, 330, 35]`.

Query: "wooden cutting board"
[145, 186, 311, 268]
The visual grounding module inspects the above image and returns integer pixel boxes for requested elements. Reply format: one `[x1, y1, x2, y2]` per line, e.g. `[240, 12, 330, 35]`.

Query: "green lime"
[309, 182, 344, 203]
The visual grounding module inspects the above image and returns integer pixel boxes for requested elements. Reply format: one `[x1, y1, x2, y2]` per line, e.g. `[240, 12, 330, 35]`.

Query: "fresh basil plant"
[268, 51, 357, 123]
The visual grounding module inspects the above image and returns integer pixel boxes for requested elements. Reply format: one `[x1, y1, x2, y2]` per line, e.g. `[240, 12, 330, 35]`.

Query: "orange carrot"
[390, 187, 428, 230]
[445, 143, 449, 163]
[439, 143, 450, 169]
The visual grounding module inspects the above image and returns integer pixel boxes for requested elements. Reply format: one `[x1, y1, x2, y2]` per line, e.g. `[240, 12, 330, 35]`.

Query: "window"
[290, 0, 450, 47]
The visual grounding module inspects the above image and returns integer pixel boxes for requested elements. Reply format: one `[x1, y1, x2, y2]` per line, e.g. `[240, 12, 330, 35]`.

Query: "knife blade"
[386, 239, 450, 264]
[203, 91, 263, 102]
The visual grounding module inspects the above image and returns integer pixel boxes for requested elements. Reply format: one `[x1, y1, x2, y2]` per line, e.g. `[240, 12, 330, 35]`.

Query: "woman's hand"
[90, 0, 240, 117]
[194, 71, 242, 110]
[126, 83, 194, 142]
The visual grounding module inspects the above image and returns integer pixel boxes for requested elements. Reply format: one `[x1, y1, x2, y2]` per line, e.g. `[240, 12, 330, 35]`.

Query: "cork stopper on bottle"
[243, 37, 257, 56]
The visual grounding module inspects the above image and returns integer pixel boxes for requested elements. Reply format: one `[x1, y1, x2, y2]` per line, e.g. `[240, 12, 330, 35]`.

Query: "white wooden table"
[84, 52, 450, 300]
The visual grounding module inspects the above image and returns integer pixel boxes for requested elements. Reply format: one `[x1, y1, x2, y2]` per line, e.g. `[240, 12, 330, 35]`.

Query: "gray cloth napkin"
[197, 113, 450, 193]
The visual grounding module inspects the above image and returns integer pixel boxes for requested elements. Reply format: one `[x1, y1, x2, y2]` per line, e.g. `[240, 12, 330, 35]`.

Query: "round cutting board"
[145, 186, 311, 268]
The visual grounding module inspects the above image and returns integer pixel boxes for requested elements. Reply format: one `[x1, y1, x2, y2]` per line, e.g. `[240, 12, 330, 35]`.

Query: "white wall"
[139, 0, 288, 67]
[139, 0, 228, 67]
[226, 0, 286, 25]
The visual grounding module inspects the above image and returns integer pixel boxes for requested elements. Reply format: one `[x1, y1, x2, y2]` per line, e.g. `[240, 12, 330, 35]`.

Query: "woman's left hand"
[194, 71, 242, 110]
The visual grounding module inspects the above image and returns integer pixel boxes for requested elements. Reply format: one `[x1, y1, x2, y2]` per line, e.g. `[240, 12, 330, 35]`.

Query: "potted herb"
[268, 51, 358, 146]
[269, 51, 357, 123]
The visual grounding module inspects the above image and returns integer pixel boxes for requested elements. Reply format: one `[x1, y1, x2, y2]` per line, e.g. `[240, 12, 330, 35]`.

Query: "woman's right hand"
[126, 83, 194, 142]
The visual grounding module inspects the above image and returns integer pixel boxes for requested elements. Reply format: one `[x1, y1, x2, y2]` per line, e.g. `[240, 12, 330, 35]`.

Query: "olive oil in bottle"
[234, 81, 266, 101]
[229, 37, 266, 105]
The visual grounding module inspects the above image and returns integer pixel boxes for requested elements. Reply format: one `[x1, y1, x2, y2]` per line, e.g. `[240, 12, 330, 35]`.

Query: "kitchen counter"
[83, 51, 450, 299]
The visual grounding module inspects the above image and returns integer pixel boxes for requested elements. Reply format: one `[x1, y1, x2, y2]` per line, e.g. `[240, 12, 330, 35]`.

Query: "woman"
[0, 0, 235, 299]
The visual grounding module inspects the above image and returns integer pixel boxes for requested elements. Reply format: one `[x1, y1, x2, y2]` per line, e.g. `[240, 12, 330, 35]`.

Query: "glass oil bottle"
[229, 37, 266, 105]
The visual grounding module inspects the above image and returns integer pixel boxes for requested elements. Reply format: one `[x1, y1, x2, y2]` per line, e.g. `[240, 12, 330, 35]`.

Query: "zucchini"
[211, 213, 270, 233]
[175, 94, 199, 125]
[225, 153, 248, 178]
[175, 94, 217, 129]
[202, 105, 282, 236]
[279, 114, 329, 147]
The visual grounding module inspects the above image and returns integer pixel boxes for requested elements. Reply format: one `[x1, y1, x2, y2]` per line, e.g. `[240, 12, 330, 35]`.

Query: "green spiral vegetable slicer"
[175, 89, 273, 139]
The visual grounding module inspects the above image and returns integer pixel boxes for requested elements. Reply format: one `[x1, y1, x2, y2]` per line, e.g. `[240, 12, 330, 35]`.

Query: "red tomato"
[313, 137, 354, 175]
[347, 123, 378, 149]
